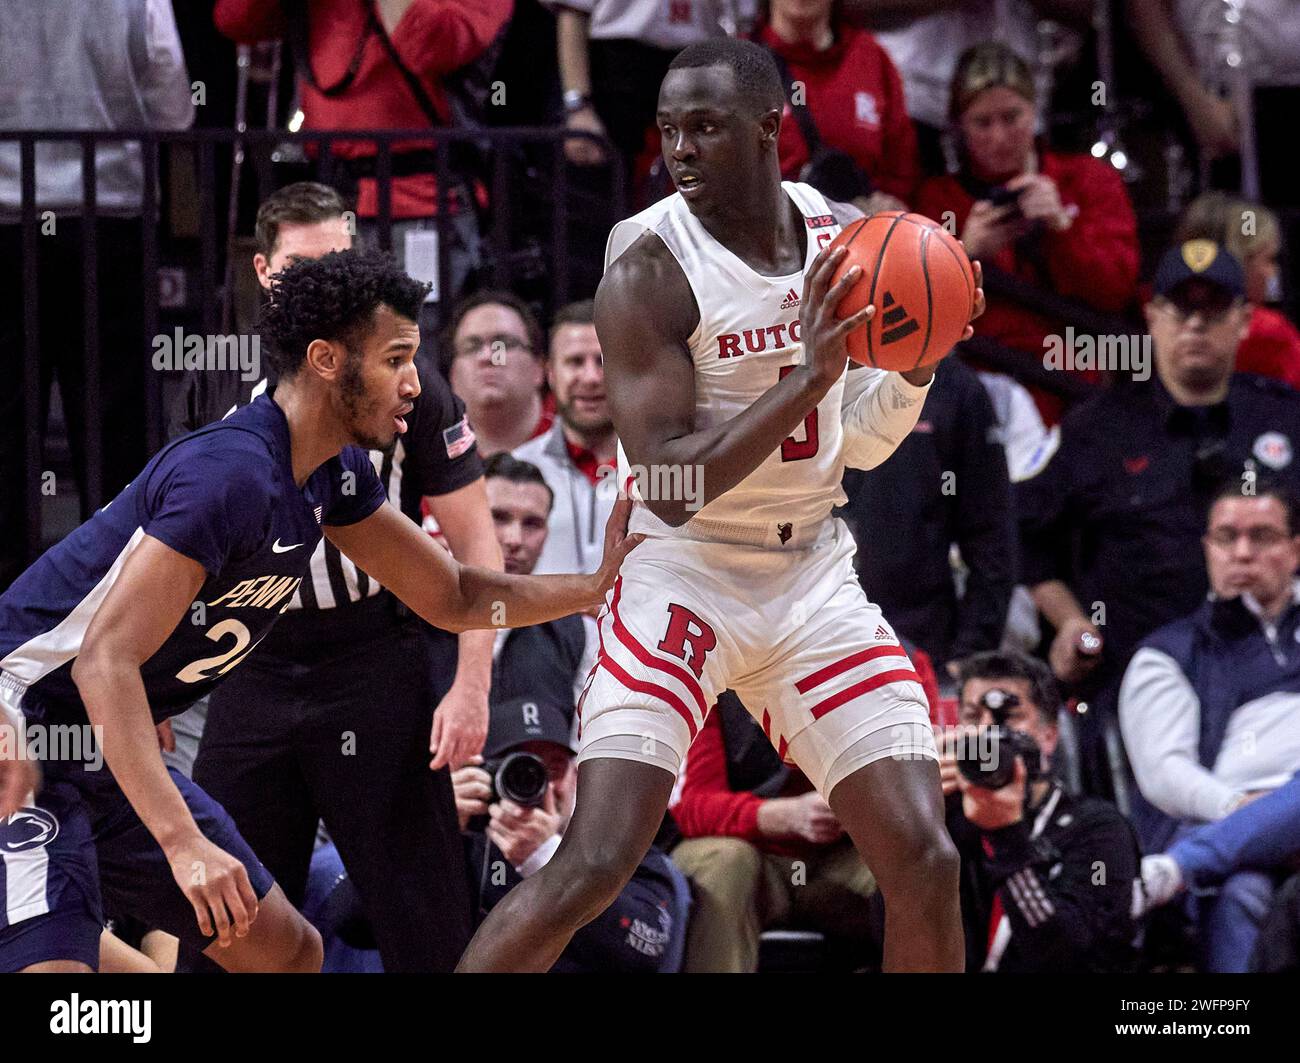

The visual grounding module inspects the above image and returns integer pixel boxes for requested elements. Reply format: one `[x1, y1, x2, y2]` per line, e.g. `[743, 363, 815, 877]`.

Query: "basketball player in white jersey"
[457, 38, 984, 972]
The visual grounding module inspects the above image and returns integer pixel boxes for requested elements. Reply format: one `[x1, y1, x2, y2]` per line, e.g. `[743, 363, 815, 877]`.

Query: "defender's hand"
[165, 833, 259, 948]
[590, 495, 645, 608]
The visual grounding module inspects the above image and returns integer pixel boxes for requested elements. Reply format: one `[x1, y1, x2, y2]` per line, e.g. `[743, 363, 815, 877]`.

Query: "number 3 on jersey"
[778, 364, 819, 461]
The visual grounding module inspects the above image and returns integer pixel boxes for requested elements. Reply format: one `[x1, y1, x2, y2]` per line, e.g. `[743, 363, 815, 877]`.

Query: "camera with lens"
[986, 183, 1024, 217]
[467, 750, 550, 831]
[955, 689, 1044, 790]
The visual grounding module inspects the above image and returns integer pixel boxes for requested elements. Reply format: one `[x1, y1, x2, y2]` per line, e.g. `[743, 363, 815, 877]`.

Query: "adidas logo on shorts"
[874, 625, 891, 640]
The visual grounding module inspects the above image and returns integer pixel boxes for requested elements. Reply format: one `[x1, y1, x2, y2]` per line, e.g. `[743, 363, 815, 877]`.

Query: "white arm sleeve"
[839, 366, 932, 470]
[1118, 647, 1242, 822]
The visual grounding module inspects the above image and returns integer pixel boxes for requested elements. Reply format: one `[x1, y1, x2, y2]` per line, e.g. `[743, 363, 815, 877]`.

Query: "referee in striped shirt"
[174, 184, 500, 971]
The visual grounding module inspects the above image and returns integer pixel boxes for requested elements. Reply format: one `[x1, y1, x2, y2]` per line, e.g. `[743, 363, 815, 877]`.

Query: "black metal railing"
[1, 125, 624, 572]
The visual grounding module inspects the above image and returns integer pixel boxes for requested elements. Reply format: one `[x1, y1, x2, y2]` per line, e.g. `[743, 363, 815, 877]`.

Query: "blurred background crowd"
[3, 0, 1300, 974]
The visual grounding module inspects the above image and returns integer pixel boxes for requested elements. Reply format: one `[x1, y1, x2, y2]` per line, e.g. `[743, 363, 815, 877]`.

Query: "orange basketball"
[828, 211, 975, 371]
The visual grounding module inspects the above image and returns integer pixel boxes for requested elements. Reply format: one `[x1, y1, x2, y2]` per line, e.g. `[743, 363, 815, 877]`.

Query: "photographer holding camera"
[452, 696, 687, 972]
[941, 651, 1139, 972]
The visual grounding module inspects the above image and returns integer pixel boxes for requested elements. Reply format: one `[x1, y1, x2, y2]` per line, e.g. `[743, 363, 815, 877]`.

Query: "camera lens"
[496, 751, 549, 807]
[956, 727, 1017, 789]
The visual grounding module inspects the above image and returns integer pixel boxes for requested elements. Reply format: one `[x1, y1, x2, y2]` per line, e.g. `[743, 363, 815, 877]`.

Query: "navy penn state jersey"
[0, 394, 387, 727]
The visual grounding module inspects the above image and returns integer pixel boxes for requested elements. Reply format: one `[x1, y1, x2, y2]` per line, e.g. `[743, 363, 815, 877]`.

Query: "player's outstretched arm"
[326, 497, 643, 632]
[595, 234, 875, 527]
[71, 535, 260, 947]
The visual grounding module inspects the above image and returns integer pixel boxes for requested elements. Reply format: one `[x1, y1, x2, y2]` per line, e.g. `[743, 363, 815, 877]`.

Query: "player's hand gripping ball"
[828, 211, 976, 371]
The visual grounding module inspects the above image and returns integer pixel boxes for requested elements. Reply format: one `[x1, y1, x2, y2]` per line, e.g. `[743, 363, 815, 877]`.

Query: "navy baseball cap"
[1153, 239, 1245, 300]
[484, 696, 575, 758]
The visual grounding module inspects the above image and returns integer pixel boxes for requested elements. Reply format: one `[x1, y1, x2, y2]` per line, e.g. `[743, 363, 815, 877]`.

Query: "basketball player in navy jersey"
[0, 249, 639, 973]
[458, 39, 985, 973]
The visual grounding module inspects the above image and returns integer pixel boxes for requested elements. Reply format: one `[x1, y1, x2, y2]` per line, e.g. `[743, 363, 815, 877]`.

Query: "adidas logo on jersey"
[880, 292, 920, 346]
[779, 288, 800, 310]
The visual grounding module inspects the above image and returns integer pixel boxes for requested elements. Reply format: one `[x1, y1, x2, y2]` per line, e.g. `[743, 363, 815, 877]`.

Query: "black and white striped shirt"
[170, 356, 483, 611]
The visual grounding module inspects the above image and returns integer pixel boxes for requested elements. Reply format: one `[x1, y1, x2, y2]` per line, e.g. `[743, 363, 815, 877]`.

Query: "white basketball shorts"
[575, 517, 937, 798]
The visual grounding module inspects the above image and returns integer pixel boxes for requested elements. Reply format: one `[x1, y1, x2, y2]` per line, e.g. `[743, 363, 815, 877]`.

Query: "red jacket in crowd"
[914, 151, 1139, 425]
[758, 21, 918, 205]
[214, 0, 511, 219]
[1238, 304, 1300, 390]
[671, 647, 941, 858]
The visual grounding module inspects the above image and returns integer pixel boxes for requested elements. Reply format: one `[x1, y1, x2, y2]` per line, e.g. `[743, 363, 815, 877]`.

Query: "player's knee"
[877, 828, 960, 899]
[547, 844, 640, 924]
[914, 835, 961, 904]
[283, 920, 323, 973]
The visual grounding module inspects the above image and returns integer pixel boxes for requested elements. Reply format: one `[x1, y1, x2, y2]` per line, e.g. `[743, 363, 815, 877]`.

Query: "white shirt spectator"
[872, 0, 1039, 129]
[1120, 584, 1300, 824]
[513, 421, 618, 576]
[544, 0, 740, 50]
[0, 0, 194, 219]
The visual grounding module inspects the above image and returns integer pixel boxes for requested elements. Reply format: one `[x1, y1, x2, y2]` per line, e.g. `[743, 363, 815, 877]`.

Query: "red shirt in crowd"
[564, 439, 616, 487]
[671, 646, 942, 857]
[214, 0, 510, 219]
[758, 21, 919, 205]
[914, 151, 1139, 425]
[1238, 305, 1300, 390]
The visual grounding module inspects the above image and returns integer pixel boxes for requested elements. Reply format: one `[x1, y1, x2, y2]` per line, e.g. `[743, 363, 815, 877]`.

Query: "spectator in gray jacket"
[0, 0, 194, 590]
[514, 299, 619, 576]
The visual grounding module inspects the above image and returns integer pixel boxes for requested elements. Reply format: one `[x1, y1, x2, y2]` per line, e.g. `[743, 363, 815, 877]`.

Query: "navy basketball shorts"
[0, 753, 274, 972]
[576, 517, 937, 798]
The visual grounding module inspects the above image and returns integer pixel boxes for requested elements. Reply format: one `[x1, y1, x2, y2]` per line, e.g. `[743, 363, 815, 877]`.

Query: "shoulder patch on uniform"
[443, 416, 476, 459]
[805, 214, 836, 229]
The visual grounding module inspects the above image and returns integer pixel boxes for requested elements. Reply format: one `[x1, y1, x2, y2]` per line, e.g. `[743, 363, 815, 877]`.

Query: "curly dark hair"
[257, 249, 431, 378]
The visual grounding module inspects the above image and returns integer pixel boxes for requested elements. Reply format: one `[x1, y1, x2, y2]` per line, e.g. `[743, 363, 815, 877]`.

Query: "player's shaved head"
[667, 37, 784, 116]
[258, 249, 429, 378]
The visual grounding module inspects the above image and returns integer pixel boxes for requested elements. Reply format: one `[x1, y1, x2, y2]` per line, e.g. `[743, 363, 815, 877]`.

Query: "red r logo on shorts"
[657, 604, 717, 679]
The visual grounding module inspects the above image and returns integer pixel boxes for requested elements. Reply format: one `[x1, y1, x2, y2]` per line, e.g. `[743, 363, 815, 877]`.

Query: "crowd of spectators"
[4, 0, 1300, 974]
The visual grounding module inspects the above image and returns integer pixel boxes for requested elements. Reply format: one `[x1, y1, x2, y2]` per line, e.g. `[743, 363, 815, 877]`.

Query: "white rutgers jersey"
[605, 181, 848, 548]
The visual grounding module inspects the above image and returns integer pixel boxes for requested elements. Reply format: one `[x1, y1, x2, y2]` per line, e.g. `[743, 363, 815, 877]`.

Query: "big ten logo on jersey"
[657, 603, 717, 678]
[206, 575, 303, 613]
[806, 212, 837, 251]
